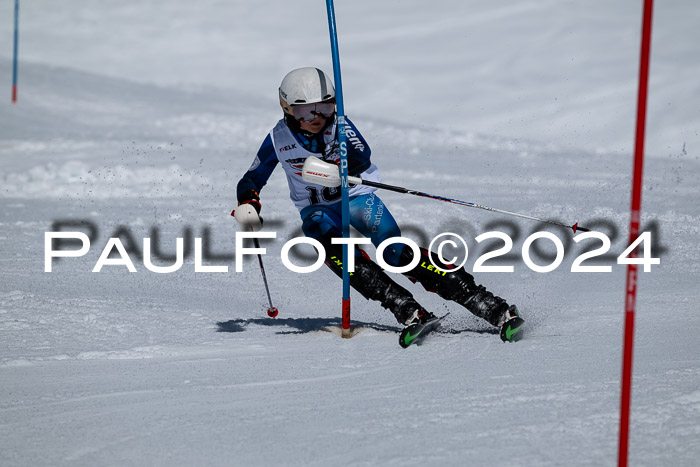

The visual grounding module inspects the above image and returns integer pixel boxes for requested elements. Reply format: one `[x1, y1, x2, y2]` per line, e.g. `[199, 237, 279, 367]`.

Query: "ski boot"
[499, 305, 524, 342]
[400, 247, 510, 327]
[321, 238, 429, 326]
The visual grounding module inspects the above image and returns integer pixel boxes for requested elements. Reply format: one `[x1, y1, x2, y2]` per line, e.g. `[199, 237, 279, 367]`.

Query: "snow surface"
[1, 1, 699, 466]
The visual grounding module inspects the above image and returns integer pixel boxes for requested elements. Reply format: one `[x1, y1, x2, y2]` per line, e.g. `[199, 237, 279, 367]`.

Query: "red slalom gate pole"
[618, 1, 654, 466]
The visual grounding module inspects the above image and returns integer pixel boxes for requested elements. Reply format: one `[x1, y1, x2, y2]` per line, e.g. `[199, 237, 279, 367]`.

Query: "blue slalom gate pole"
[12, 0, 20, 103]
[325, 0, 352, 338]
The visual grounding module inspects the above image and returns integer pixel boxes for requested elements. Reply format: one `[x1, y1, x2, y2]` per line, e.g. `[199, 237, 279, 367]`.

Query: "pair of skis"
[398, 313, 525, 348]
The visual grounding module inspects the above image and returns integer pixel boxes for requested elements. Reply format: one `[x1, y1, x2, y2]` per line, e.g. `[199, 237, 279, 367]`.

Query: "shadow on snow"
[215, 317, 498, 336]
[216, 317, 399, 335]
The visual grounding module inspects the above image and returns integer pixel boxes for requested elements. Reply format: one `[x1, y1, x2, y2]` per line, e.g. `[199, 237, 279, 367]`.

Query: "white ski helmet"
[279, 67, 335, 117]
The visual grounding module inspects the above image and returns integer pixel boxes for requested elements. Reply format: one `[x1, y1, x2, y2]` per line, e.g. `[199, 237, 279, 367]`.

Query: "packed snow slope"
[1, 1, 699, 466]
[1, 0, 699, 157]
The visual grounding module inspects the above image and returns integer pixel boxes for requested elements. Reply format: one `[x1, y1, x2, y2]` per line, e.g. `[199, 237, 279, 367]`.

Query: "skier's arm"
[236, 134, 279, 210]
[343, 117, 372, 176]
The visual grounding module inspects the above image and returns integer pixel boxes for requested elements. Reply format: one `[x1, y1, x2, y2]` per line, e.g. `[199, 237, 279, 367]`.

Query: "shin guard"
[323, 241, 426, 325]
[401, 247, 508, 326]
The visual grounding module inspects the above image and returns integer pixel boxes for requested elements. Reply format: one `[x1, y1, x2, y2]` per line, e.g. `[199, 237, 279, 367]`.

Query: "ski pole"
[302, 155, 589, 233]
[231, 210, 278, 318]
[361, 179, 588, 233]
[250, 227, 279, 318]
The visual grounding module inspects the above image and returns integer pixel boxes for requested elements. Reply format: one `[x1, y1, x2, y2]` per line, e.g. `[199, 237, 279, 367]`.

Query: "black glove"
[238, 189, 261, 214]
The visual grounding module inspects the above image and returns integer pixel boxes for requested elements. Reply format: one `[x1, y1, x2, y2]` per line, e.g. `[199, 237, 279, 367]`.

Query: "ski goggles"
[291, 101, 336, 121]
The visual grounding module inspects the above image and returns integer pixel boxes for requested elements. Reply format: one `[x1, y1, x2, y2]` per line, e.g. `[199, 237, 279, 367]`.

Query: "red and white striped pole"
[618, 1, 654, 466]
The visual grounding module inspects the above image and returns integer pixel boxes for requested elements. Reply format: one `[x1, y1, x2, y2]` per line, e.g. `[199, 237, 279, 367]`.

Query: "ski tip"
[500, 317, 525, 343]
[399, 314, 448, 348]
[399, 324, 423, 349]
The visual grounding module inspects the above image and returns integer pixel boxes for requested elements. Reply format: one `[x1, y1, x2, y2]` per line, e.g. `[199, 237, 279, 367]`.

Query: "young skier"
[234, 67, 524, 343]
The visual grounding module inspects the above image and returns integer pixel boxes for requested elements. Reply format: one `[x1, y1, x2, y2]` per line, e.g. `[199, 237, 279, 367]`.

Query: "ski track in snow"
[1, 1, 700, 466]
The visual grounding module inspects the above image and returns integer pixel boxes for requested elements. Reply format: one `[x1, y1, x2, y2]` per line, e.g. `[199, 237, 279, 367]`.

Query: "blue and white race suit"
[237, 116, 406, 265]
